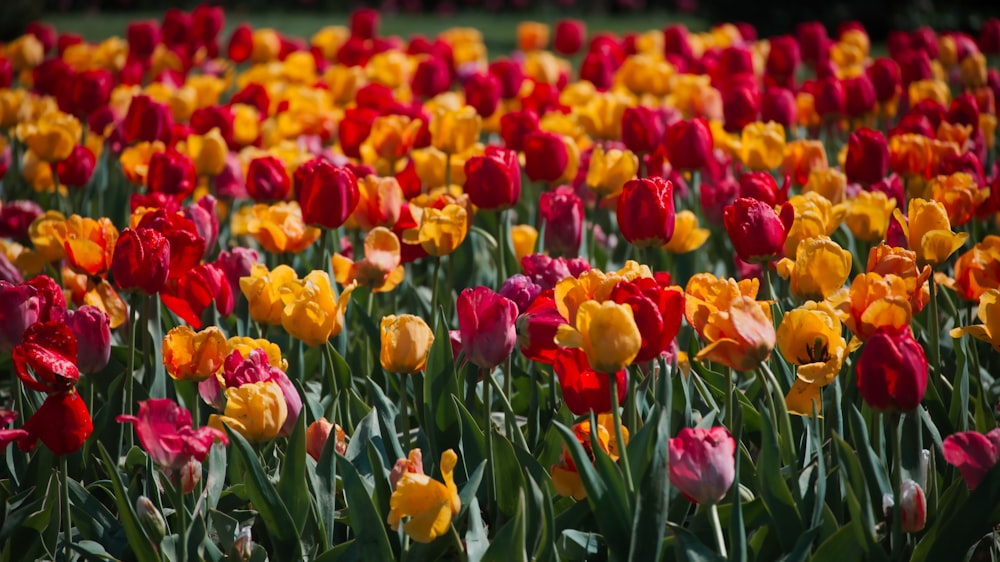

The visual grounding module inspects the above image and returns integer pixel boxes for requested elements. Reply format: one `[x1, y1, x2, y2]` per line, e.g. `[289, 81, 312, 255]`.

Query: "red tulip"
[411, 56, 451, 100]
[766, 35, 800, 85]
[617, 177, 676, 249]
[457, 286, 518, 370]
[516, 292, 567, 364]
[761, 87, 797, 129]
[943, 429, 1000, 490]
[0, 281, 42, 353]
[844, 75, 877, 118]
[980, 18, 1000, 55]
[55, 146, 96, 189]
[611, 276, 684, 362]
[68, 68, 113, 119]
[118, 398, 227, 471]
[663, 25, 694, 62]
[13, 321, 79, 394]
[161, 262, 232, 329]
[24, 276, 66, 322]
[246, 155, 290, 202]
[192, 4, 224, 47]
[190, 105, 235, 147]
[488, 58, 525, 100]
[161, 8, 192, 47]
[554, 19, 586, 56]
[18, 391, 92, 455]
[349, 8, 380, 40]
[148, 148, 197, 200]
[669, 426, 736, 504]
[499, 109, 539, 152]
[227, 24, 254, 63]
[338, 107, 379, 159]
[797, 22, 830, 64]
[230, 83, 270, 116]
[899, 50, 933, 88]
[724, 198, 795, 263]
[814, 77, 845, 118]
[523, 131, 569, 183]
[856, 327, 927, 412]
[868, 58, 901, 104]
[464, 146, 521, 210]
[739, 171, 787, 206]
[539, 186, 584, 257]
[127, 20, 161, 61]
[0, 201, 42, 242]
[554, 347, 626, 415]
[664, 118, 713, 171]
[463, 72, 501, 118]
[26, 21, 56, 53]
[845, 128, 890, 186]
[948, 93, 980, 132]
[122, 95, 174, 145]
[64, 305, 111, 375]
[621, 106, 666, 155]
[112, 227, 171, 294]
[33, 59, 72, 100]
[580, 50, 616, 91]
[296, 158, 360, 230]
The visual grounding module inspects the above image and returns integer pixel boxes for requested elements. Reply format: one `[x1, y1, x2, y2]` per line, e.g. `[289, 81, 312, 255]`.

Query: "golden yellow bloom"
[163, 326, 229, 382]
[312, 26, 350, 63]
[524, 51, 564, 85]
[323, 64, 366, 106]
[845, 191, 897, 242]
[803, 168, 847, 204]
[361, 115, 423, 175]
[694, 295, 775, 372]
[0, 89, 29, 129]
[669, 74, 723, 120]
[247, 202, 322, 254]
[555, 300, 641, 374]
[684, 272, 761, 331]
[981, 113, 997, 151]
[239, 264, 299, 326]
[908, 79, 950, 107]
[387, 449, 460, 544]
[402, 203, 470, 257]
[554, 261, 653, 324]
[586, 145, 638, 202]
[332, 227, 404, 292]
[516, 21, 550, 52]
[784, 191, 847, 257]
[209, 381, 287, 443]
[6, 34, 44, 71]
[183, 128, 228, 177]
[739, 121, 785, 171]
[365, 51, 411, 89]
[119, 141, 167, 186]
[896, 198, 969, 267]
[929, 172, 989, 227]
[380, 314, 435, 374]
[511, 224, 538, 263]
[616, 54, 673, 97]
[776, 236, 852, 300]
[279, 271, 356, 347]
[842, 272, 912, 340]
[949, 289, 1000, 352]
[781, 139, 828, 187]
[227, 337, 288, 371]
[21, 150, 56, 194]
[429, 106, 481, 155]
[795, 92, 821, 129]
[19, 111, 82, 163]
[250, 29, 282, 64]
[959, 53, 987, 89]
[779, 301, 855, 415]
[663, 211, 710, 254]
[866, 243, 931, 312]
[577, 92, 631, 141]
[232, 104, 261, 147]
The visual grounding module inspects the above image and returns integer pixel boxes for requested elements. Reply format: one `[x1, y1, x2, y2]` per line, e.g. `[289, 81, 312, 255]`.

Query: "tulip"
[739, 121, 786, 171]
[620, 106, 665, 156]
[122, 95, 174, 145]
[523, 130, 570, 183]
[111, 228, 171, 294]
[281, 271, 355, 347]
[499, 109, 539, 152]
[387, 449, 460, 544]
[930, 172, 989, 227]
[55, 146, 96, 189]
[349, 7, 379, 39]
[950, 289, 1000, 351]
[457, 287, 518, 370]
[552, 417, 626, 500]
[761, 87, 797, 128]
[950, 241, 1000, 302]
[610, 276, 684, 363]
[856, 326, 927, 412]
[0, 200, 43, 242]
[117, 399, 227, 471]
[162, 326, 228, 382]
[803, 168, 847, 205]
[515, 293, 566, 364]
[538, 186, 583, 257]
[555, 300, 641, 374]
[663, 211, 711, 254]
[412, 56, 451, 100]
[775, 236, 853, 300]
[306, 417, 347, 461]
[845, 128, 890, 186]
[12, 321, 78, 395]
[247, 202, 322, 254]
[147, 148, 197, 200]
[942, 428, 1000, 490]
[332, 227, 404, 293]
[868, 58, 902, 104]
[616, 177, 676, 249]
[380, 314, 435, 374]
[464, 146, 521, 210]
[669, 426, 736, 504]
[724, 198, 795, 263]
[723, 85, 760, 132]
[20, 111, 81, 163]
[0, 281, 42, 353]
[664, 118, 713, 171]
[896, 198, 969, 267]
[429, 106, 481, 156]
[63, 305, 110, 375]
[739, 171, 787, 206]
[292, 159, 359, 231]
[554, 19, 586, 56]
[586, 145, 637, 202]
[554, 348, 627, 415]
[240, 264, 299, 326]
[402, 204, 469, 257]
[220, 349, 301, 437]
[18, 391, 92, 455]
[245, 155, 290, 203]
[463, 72, 501, 118]
[209, 381, 288, 443]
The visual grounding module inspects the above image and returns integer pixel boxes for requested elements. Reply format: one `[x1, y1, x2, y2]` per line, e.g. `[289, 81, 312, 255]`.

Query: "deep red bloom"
[554, 19, 586, 56]
[147, 148, 197, 199]
[621, 106, 667, 155]
[580, 51, 616, 91]
[230, 83, 270, 116]
[26, 21, 56, 53]
[948, 93, 980, 132]
[349, 8, 380, 40]
[0, 201, 42, 242]
[0, 58, 11, 89]
[845, 128, 890, 186]
[815, 77, 846, 118]
[137, 210, 205, 278]
[464, 146, 521, 210]
[539, 186, 584, 257]
[665, 118, 713, 171]
[245, 155, 290, 203]
[161, 8, 192, 47]
[161, 262, 232, 328]
[943, 429, 1000, 490]
[32, 59, 72, 98]
[488, 58, 525, 100]
[797, 22, 830, 64]
[761, 87, 797, 128]
[55, 146, 96, 189]
[463, 72, 501, 118]
[192, 4, 224, 46]
[112, 228, 171, 294]
[516, 292, 566, 364]
[722, 85, 759, 132]
[458, 287, 518, 370]
[190, 105, 235, 147]
[663, 24, 694, 62]
[68, 69, 113, 119]
[64, 305, 111, 375]
[739, 171, 787, 206]
[499, 109, 540, 152]
[411, 56, 451, 100]
[723, 198, 795, 263]
[122, 95, 174, 145]
[296, 158, 360, 230]
[617, 177, 676, 248]
[868, 58, 902, 104]
[611, 276, 684, 362]
[126, 20, 161, 61]
[844, 74, 877, 118]
[338, 107, 379, 159]
[227, 24, 254, 63]
[980, 18, 1000, 55]
[24, 276, 66, 322]
[856, 327, 927, 412]
[898, 50, 933, 88]
[766, 35, 800, 84]
[523, 131, 569, 183]
[554, 348, 627, 415]
[13, 321, 79, 394]
[19, 391, 92, 455]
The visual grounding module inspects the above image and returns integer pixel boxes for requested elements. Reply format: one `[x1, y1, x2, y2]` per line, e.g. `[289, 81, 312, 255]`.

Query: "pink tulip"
[0, 281, 42, 353]
[942, 428, 1000, 490]
[118, 399, 228, 471]
[669, 426, 736, 504]
[0, 410, 28, 451]
[63, 305, 111, 375]
[457, 287, 518, 370]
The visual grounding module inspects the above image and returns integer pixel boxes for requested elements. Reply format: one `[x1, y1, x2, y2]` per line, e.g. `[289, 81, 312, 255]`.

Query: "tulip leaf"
[452, 396, 487, 482]
[832, 434, 886, 561]
[811, 523, 865, 562]
[482, 490, 528, 562]
[490, 427, 527, 518]
[277, 411, 309, 535]
[337, 455, 395, 562]
[345, 408, 387, 476]
[557, 530, 604, 560]
[846, 405, 891, 501]
[524, 472, 556, 562]
[423, 307, 462, 455]
[96, 443, 162, 562]
[67, 479, 121, 542]
[911, 462, 1000, 562]
[465, 496, 489, 562]
[314, 416, 341, 549]
[666, 523, 726, 562]
[756, 413, 804, 552]
[366, 441, 394, 524]
[365, 378, 405, 463]
[627, 407, 670, 562]
[458, 460, 487, 519]
[222, 426, 303, 559]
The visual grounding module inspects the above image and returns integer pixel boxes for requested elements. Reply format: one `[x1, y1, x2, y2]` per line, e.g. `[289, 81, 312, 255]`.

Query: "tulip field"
[2, 5, 1000, 561]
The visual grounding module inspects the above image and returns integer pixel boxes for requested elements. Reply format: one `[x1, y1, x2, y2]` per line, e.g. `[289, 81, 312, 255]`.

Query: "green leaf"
[667, 523, 726, 562]
[423, 307, 462, 454]
[482, 490, 528, 562]
[222, 426, 303, 559]
[365, 378, 405, 462]
[628, 408, 670, 562]
[68, 479, 121, 542]
[524, 472, 556, 562]
[452, 395, 487, 481]
[96, 443, 161, 562]
[338, 455, 395, 561]
[811, 523, 865, 562]
[458, 460, 487, 519]
[557, 530, 604, 561]
[846, 406, 891, 502]
[314, 422, 341, 549]
[491, 428, 527, 518]
[277, 412, 309, 535]
[465, 496, 489, 562]
[756, 412, 804, 551]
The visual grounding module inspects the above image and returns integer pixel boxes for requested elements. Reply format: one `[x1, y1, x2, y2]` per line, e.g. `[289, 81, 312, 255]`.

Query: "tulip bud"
[296, 159, 360, 230]
[306, 417, 333, 462]
[882, 479, 927, 533]
[845, 128, 890, 187]
[55, 146, 96, 189]
[64, 306, 111, 374]
[464, 146, 521, 210]
[669, 426, 736, 504]
[554, 19, 586, 56]
[179, 459, 201, 494]
[230, 527, 254, 562]
[457, 287, 518, 370]
[856, 326, 928, 412]
[723, 198, 795, 263]
[112, 228, 171, 295]
[664, 118, 713, 171]
[523, 131, 570, 183]
[539, 186, 583, 258]
[616, 177, 676, 249]
[379, 315, 435, 375]
[136, 496, 167, 543]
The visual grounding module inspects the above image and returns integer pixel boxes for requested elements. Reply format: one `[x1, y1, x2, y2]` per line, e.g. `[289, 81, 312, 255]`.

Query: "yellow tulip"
[694, 295, 775, 372]
[280, 271, 356, 347]
[402, 203, 470, 257]
[184, 128, 228, 177]
[616, 54, 673, 97]
[739, 121, 785, 171]
[896, 198, 969, 267]
[845, 191, 897, 243]
[387, 449, 460, 544]
[776, 236, 852, 300]
[247, 202, 322, 254]
[19, 111, 82, 163]
[360, 115, 422, 175]
[843, 272, 912, 340]
[577, 92, 631, 141]
[7, 34, 44, 71]
[209, 381, 287, 443]
[949, 289, 1000, 352]
[163, 326, 229, 382]
[929, 172, 989, 227]
[803, 168, 847, 205]
[781, 139, 828, 186]
[239, 264, 299, 326]
[429, 106, 481, 155]
[231, 104, 261, 147]
[663, 211, 710, 254]
[380, 314, 435, 374]
[312, 27, 350, 63]
[908, 79, 950, 107]
[119, 141, 167, 186]
[586, 145, 638, 202]
[784, 191, 847, 257]
[555, 300, 641, 374]
[331, 227, 404, 293]
[554, 261, 653, 324]
[777, 302, 856, 415]
[511, 224, 539, 263]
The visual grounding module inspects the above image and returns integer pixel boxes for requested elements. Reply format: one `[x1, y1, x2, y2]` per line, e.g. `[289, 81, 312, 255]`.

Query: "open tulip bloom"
[2, 8, 1000, 562]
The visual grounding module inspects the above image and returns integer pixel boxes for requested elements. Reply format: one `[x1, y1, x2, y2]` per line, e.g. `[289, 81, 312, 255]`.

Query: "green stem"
[483, 368, 495, 511]
[502, 357, 514, 442]
[429, 257, 442, 319]
[444, 152, 452, 191]
[709, 503, 728, 559]
[625, 366, 638, 433]
[448, 523, 465, 558]
[725, 368, 735, 431]
[124, 293, 143, 450]
[323, 343, 340, 411]
[399, 373, 410, 451]
[485, 368, 530, 452]
[609, 374, 635, 494]
[928, 273, 942, 377]
[889, 415, 903, 560]
[60, 456, 72, 561]
[173, 471, 188, 562]
[495, 210, 507, 288]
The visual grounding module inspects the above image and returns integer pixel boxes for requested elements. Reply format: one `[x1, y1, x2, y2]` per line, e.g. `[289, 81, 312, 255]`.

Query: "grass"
[42, 10, 706, 53]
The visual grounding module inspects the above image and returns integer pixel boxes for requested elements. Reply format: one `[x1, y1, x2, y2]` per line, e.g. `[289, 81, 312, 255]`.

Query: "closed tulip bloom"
[942, 428, 1000, 490]
[209, 381, 287, 443]
[868, 58, 902, 104]
[845, 128, 890, 186]
[554, 348, 626, 415]
[112, 228, 171, 294]
[463, 72, 501, 118]
[669, 426, 736, 504]
[240, 264, 298, 325]
[897, 198, 969, 267]
[845, 191, 897, 243]
[844, 74, 877, 118]
[523, 130, 570, 183]
[429, 106, 481, 155]
[515, 293, 567, 364]
[815, 77, 846, 118]
[20, 111, 81, 163]
[280, 271, 355, 347]
[776, 236, 852, 300]
[245, 155, 290, 203]
[306, 417, 347, 462]
[18, 391, 92, 455]
[464, 146, 521, 210]
[621, 106, 666, 155]
[117, 399, 227, 471]
[380, 314, 435, 374]
[0, 281, 43, 353]
[412, 56, 451, 100]
[63, 305, 110, 375]
[122, 95, 174, 145]
[387, 449, 460, 544]
[664, 118, 713, 171]
[539, 186, 583, 257]
[296, 159, 360, 230]
[723, 85, 760, 132]
[555, 300, 641, 374]
[554, 19, 586, 55]
[457, 287, 518, 370]
[402, 204, 469, 257]
[586, 145, 637, 202]
[616, 177, 676, 249]
[950, 289, 1000, 352]
[55, 145, 96, 188]
[724, 198, 795, 263]
[739, 121, 786, 171]
[147, 148, 197, 200]
[739, 171, 787, 206]
[856, 326, 927, 412]
[761, 87, 798, 128]
[163, 326, 228, 382]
